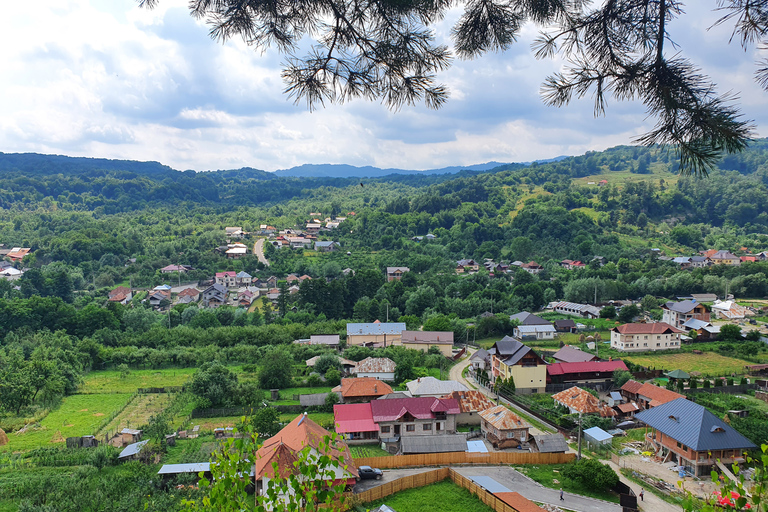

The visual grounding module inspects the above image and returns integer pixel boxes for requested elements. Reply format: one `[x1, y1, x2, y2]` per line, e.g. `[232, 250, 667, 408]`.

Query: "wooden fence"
[350, 467, 545, 512]
[353, 450, 574, 469]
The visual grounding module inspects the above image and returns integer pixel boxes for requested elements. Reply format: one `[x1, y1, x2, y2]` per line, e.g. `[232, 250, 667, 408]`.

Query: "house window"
[531, 389, 537, 393]
[643, 343, 648, 347]
[507, 432, 515, 439]
[381, 426, 391, 434]
[406, 424, 415, 432]
[423, 424, 432, 431]
[677, 441, 681, 448]
[657, 343, 660, 347]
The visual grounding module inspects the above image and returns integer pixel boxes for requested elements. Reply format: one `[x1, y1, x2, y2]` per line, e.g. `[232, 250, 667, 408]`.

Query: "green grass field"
[350, 443, 391, 458]
[361, 480, 494, 512]
[80, 368, 198, 393]
[3, 394, 132, 452]
[623, 352, 754, 376]
[516, 464, 620, 503]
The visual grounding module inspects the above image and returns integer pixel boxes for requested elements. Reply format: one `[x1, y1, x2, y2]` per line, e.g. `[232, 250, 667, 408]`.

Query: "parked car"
[357, 465, 383, 480]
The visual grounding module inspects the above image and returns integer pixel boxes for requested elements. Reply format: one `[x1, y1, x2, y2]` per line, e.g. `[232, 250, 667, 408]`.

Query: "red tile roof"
[370, 397, 460, 422]
[354, 357, 396, 374]
[618, 402, 640, 413]
[177, 288, 199, 297]
[339, 378, 393, 398]
[253, 414, 357, 480]
[479, 405, 530, 431]
[612, 322, 683, 334]
[621, 380, 644, 394]
[108, 286, 132, 302]
[333, 403, 378, 433]
[215, 271, 236, 278]
[552, 386, 616, 417]
[442, 390, 495, 414]
[495, 492, 546, 512]
[547, 360, 628, 376]
[637, 383, 685, 407]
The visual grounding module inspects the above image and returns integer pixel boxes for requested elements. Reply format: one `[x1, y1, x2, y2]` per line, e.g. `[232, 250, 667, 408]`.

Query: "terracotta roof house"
[552, 386, 616, 417]
[108, 286, 133, 304]
[253, 413, 358, 497]
[441, 390, 496, 425]
[370, 397, 461, 452]
[546, 360, 629, 390]
[177, 287, 200, 302]
[635, 382, 685, 409]
[405, 376, 468, 397]
[661, 300, 710, 329]
[346, 322, 406, 347]
[620, 380, 645, 402]
[495, 492, 546, 512]
[479, 405, 531, 449]
[490, 337, 547, 394]
[333, 378, 393, 403]
[6, 247, 31, 261]
[636, 398, 756, 477]
[148, 289, 171, 309]
[615, 402, 641, 418]
[520, 261, 543, 274]
[333, 403, 379, 442]
[353, 357, 397, 381]
[551, 346, 597, 363]
[610, 322, 683, 352]
[400, 330, 453, 356]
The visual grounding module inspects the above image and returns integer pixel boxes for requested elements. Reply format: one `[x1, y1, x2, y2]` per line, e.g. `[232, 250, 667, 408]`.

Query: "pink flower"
[731, 491, 741, 499]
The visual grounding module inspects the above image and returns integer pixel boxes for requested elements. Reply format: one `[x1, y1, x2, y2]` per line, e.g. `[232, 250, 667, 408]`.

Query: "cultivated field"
[4, 394, 132, 452]
[624, 352, 753, 376]
[80, 368, 197, 393]
[95, 393, 175, 438]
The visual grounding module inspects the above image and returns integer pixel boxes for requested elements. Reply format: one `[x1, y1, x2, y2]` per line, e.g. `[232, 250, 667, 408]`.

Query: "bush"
[307, 374, 324, 387]
[324, 368, 341, 387]
[561, 458, 619, 491]
[90, 445, 118, 471]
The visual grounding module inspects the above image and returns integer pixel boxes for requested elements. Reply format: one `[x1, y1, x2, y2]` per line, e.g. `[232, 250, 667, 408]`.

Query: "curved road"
[254, 238, 270, 266]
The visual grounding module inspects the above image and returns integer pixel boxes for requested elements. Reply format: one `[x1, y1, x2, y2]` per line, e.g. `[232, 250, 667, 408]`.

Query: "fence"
[687, 383, 756, 395]
[299, 393, 330, 407]
[353, 451, 574, 469]
[137, 386, 183, 394]
[351, 467, 553, 512]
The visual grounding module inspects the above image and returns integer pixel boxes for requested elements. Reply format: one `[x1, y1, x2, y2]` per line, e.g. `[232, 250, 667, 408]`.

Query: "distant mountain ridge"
[0, 152, 569, 178]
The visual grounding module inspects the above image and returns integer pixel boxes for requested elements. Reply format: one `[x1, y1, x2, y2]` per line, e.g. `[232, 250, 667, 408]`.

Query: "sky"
[0, 1, 766, 172]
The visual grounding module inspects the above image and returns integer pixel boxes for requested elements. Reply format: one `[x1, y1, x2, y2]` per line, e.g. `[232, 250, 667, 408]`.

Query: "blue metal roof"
[584, 426, 612, 442]
[346, 322, 406, 336]
[158, 463, 211, 475]
[118, 440, 148, 459]
[466, 440, 489, 453]
[635, 398, 756, 452]
[467, 476, 512, 493]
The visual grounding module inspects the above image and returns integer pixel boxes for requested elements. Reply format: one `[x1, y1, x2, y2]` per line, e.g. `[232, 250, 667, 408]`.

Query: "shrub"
[561, 458, 619, 491]
[307, 374, 324, 387]
[90, 445, 118, 470]
[324, 368, 341, 387]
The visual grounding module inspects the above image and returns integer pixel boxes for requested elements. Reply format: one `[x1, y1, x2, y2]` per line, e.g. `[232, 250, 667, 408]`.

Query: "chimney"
[374, 384, 378, 393]
[609, 356, 612, 361]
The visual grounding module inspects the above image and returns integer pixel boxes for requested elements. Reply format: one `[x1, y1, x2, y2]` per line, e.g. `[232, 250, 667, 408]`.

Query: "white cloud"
[0, 1, 765, 172]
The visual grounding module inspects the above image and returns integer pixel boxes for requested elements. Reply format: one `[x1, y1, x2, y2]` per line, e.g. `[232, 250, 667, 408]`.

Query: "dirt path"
[254, 238, 270, 266]
[603, 460, 683, 512]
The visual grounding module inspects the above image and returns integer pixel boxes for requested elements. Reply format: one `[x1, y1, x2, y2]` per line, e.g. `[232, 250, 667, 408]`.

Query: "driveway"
[254, 238, 270, 266]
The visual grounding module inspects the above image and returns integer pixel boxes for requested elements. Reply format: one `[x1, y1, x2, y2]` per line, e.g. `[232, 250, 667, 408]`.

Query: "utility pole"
[577, 412, 583, 460]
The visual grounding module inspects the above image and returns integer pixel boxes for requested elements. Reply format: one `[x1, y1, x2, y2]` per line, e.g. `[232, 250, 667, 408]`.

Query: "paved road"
[254, 238, 270, 266]
[449, 347, 474, 386]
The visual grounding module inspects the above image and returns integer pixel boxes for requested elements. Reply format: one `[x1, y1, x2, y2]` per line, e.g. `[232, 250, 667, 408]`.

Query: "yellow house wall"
[499, 364, 546, 391]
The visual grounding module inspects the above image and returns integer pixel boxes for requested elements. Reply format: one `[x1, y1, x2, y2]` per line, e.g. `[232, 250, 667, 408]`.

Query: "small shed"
[400, 435, 467, 454]
[529, 434, 568, 454]
[118, 440, 148, 461]
[608, 392, 624, 406]
[583, 426, 612, 448]
[157, 463, 212, 483]
[120, 428, 143, 446]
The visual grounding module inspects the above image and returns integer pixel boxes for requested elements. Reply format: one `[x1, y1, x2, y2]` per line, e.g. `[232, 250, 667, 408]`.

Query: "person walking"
[560, 489, 564, 501]
[639, 488, 644, 502]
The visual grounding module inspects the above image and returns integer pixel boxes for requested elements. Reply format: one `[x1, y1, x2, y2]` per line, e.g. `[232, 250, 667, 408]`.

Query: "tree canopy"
[138, 0, 767, 175]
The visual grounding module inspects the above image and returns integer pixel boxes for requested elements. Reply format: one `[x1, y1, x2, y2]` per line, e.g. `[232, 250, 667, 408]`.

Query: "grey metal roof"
[509, 312, 551, 325]
[532, 434, 568, 453]
[635, 398, 756, 452]
[405, 376, 468, 396]
[469, 349, 489, 361]
[400, 435, 467, 454]
[346, 322, 406, 336]
[664, 300, 699, 314]
[610, 392, 623, 401]
[584, 426, 612, 442]
[466, 476, 512, 493]
[682, 318, 710, 330]
[516, 325, 556, 334]
[494, 338, 536, 366]
[158, 463, 211, 475]
[118, 440, 148, 459]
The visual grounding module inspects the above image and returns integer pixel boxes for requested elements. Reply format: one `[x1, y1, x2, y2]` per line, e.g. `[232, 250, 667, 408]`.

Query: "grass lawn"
[270, 387, 334, 405]
[163, 434, 219, 464]
[350, 443, 391, 458]
[3, 394, 132, 452]
[360, 480, 494, 512]
[0, 500, 17, 512]
[623, 352, 754, 376]
[516, 464, 620, 503]
[80, 368, 197, 393]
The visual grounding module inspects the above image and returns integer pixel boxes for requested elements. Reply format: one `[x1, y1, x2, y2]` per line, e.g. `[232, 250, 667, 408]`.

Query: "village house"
[215, 271, 238, 288]
[236, 271, 252, 286]
[661, 300, 710, 329]
[6, 247, 31, 261]
[160, 264, 194, 273]
[682, 318, 720, 340]
[118, 440, 148, 462]
[399, 330, 453, 356]
[620, 380, 685, 409]
[306, 355, 357, 375]
[305, 222, 322, 234]
[529, 434, 569, 454]
[352, 357, 397, 380]
[636, 398, 756, 477]
[546, 360, 629, 391]
[346, 322, 406, 347]
[711, 300, 752, 320]
[202, 283, 228, 308]
[370, 396, 461, 453]
[469, 348, 490, 372]
[333, 377, 393, 403]
[509, 312, 551, 326]
[294, 334, 341, 350]
[108, 286, 133, 304]
[148, 289, 171, 309]
[552, 386, 617, 418]
[333, 403, 379, 443]
[513, 324, 556, 340]
[0, 266, 23, 280]
[224, 243, 248, 259]
[610, 322, 683, 352]
[259, 225, 276, 235]
[456, 259, 480, 273]
[442, 390, 496, 426]
[520, 261, 543, 274]
[553, 319, 578, 333]
[314, 240, 338, 252]
[385, 266, 410, 282]
[236, 289, 255, 306]
[252, 414, 358, 499]
[406, 376, 468, 397]
[479, 405, 531, 449]
[176, 287, 200, 304]
[560, 259, 586, 270]
[225, 226, 245, 238]
[709, 250, 741, 266]
[490, 337, 547, 394]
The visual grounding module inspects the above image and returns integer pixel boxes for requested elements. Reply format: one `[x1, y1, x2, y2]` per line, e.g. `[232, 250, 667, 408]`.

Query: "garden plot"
[624, 352, 754, 376]
[96, 393, 174, 438]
